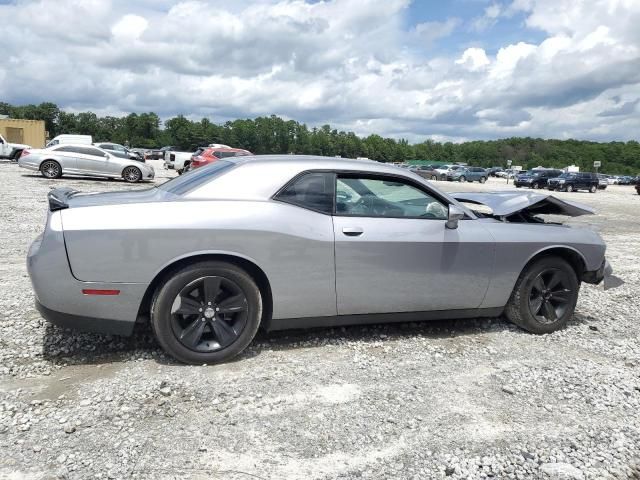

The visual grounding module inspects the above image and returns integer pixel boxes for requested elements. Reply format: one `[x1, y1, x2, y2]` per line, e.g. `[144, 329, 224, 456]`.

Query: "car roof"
[49, 143, 105, 149]
[225, 154, 402, 173]
[205, 147, 251, 153]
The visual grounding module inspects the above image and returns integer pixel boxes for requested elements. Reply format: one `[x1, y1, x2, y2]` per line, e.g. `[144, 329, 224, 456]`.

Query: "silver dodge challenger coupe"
[27, 155, 621, 364]
[18, 143, 154, 182]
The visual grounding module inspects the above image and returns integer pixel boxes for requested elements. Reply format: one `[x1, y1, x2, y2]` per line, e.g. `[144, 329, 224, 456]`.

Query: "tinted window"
[213, 151, 237, 159]
[157, 160, 234, 195]
[335, 176, 447, 219]
[80, 147, 106, 157]
[276, 172, 335, 214]
[99, 144, 114, 150]
[55, 146, 84, 154]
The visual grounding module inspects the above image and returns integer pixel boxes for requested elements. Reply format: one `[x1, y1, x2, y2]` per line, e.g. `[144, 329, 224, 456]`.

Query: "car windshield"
[157, 160, 234, 195]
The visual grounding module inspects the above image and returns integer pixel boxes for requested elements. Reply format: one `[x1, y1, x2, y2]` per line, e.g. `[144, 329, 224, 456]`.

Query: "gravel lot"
[1, 160, 639, 480]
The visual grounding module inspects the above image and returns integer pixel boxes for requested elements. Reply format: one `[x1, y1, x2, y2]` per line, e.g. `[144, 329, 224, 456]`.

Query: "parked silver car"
[27, 155, 620, 364]
[18, 144, 154, 182]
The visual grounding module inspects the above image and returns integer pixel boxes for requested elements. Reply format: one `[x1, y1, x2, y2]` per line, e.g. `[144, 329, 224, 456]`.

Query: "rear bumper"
[582, 259, 624, 290]
[36, 300, 135, 336]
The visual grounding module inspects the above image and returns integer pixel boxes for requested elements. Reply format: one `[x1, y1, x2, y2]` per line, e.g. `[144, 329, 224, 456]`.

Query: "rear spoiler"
[48, 187, 80, 211]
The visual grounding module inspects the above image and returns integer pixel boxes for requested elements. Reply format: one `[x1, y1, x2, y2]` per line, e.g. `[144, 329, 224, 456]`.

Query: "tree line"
[1, 101, 639, 174]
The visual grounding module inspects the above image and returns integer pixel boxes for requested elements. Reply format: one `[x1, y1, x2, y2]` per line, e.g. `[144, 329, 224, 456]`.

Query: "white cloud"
[456, 48, 490, 71]
[0, 0, 639, 142]
[472, 2, 503, 31]
[111, 14, 149, 41]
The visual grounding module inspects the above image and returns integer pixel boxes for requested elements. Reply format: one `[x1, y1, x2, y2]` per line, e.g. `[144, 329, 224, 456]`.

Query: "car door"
[332, 173, 495, 316]
[76, 146, 113, 175]
[52, 146, 80, 172]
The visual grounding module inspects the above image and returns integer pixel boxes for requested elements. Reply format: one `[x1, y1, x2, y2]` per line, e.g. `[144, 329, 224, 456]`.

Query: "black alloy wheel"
[151, 261, 262, 364]
[170, 276, 248, 352]
[527, 269, 573, 324]
[505, 256, 579, 334]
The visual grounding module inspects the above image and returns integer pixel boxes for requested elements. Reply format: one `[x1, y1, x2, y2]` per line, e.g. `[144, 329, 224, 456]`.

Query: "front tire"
[589, 185, 597, 193]
[458, 175, 466, 182]
[566, 184, 574, 192]
[151, 261, 262, 365]
[40, 160, 62, 179]
[533, 182, 540, 189]
[505, 256, 579, 334]
[479, 176, 486, 184]
[122, 166, 142, 183]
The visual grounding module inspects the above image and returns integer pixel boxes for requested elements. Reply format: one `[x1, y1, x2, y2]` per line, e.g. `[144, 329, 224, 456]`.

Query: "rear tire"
[12, 150, 23, 161]
[459, 176, 466, 182]
[589, 185, 597, 193]
[566, 184, 574, 192]
[533, 182, 540, 189]
[40, 160, 62, 179]
[479, 176, 486, 184]
[505, 256, 579, 334]
[431, 175, 437, 181]
[122, 166, 142, 183]
[151, 261, 262, 365]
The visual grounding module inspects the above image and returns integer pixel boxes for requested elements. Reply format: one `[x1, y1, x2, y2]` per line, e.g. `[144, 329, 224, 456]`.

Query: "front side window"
[335, 176, 448, 219]
[275, 172, 334, 214]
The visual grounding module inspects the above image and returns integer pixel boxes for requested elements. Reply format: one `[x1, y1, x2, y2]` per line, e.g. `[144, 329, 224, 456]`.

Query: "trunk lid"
[47, 187, 172, 211]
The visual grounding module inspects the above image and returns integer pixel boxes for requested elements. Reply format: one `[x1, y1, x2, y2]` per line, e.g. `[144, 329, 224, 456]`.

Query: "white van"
[46, 134, 93, 148]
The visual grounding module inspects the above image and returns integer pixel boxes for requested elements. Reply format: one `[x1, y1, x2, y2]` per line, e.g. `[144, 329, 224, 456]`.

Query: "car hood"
[450, 191, 595, 217]
[47, 186, 173, 211]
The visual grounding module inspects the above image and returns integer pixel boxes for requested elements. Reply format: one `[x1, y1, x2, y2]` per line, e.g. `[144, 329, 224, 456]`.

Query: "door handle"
[342, 227, 363, 237]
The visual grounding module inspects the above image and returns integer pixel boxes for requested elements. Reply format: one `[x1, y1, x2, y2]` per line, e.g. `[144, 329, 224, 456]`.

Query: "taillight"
[21, 150, 30, 157]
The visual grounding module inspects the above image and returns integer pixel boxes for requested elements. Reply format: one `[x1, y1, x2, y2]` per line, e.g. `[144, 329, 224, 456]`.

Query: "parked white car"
[0, 133, 31, 160]
[46, 134, 92, 148]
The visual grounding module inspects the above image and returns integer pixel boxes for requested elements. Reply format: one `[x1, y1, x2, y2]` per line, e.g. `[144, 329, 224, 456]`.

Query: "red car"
[188, 147, 252, 170]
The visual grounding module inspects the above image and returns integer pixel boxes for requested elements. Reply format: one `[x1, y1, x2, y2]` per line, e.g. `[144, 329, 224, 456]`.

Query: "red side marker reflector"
[82, 289, 120, 296]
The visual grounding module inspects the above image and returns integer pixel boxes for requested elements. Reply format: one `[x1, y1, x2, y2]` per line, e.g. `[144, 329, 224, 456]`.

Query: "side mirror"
[446, 204, 465, 229]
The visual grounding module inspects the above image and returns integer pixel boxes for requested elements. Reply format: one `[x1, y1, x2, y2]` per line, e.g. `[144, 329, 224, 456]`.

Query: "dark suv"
[514, 169, 562, 189]
[547, 172, 599, 193]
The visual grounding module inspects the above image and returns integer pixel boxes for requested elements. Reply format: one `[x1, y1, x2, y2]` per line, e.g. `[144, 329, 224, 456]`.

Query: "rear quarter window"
[157, 160, 234, 195]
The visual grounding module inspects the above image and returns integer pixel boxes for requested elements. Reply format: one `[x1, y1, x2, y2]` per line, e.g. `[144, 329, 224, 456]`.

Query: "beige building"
[0, 118, 46, 148]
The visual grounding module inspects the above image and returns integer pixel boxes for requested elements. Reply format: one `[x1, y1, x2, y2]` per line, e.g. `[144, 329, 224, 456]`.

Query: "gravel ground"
[1, 161, 639, 480]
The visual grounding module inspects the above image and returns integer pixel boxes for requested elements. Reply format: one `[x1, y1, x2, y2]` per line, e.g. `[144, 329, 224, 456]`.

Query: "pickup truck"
[0, 133, 31, 160]
[163, 148, 195, 174]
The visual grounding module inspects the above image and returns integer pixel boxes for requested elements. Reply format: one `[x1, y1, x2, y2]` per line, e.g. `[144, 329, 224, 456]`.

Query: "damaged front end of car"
[451, 191, 624, 290]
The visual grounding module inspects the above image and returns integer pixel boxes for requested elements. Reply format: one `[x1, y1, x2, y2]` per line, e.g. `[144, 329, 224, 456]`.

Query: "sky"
[0, 0, 639, 143]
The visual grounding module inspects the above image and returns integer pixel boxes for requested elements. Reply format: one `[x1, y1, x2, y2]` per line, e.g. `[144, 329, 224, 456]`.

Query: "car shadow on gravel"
[41, 312, 595, 366]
